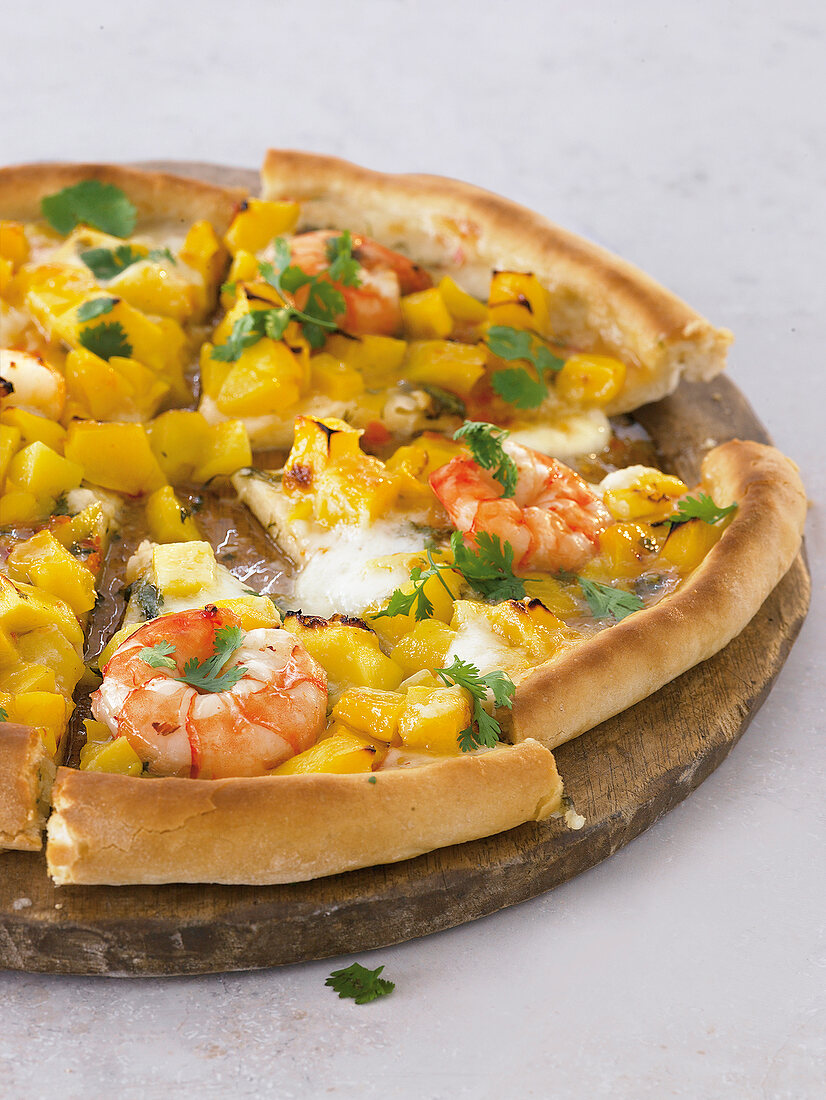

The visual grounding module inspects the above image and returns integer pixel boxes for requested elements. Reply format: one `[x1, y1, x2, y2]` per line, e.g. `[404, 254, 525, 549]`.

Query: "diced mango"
[146, 409, 214, 483]
[7, 441, 83, 499]
[0, 489, 46, 525]
[15, 625, 85, 697]
[367, 561, 462, 646]
[83, 718, 112, 743]
[485, 599, 567, 663]
[400, 288, 454, 339]
[398, 685, 470, 755]
[389, 619, 457, 676]
[592, 522, 663, 579]
[272, 729, 379, 775]
[1, 409, 66, 453]
[223, 249, 260, 297]
[6, 530, 97, 615]
[488, 271, 550, 333]
[0, 625, 18, 669]
[224, 199, 300, 256]
[194, 420, 252, 483]
[179, 219, 228, 292]
[0, 663, 56, 694]
[145, 486, 202, 544]
[65, 348, 169, 422]
[0, 575, 83, 649]
[211, 596, 280, 631]
[80, 736, 143, 776]
[64, 421, 166, 495]
[331, 687, 405, 743]
[0, 221, 29, 267]
[152, 541, 216, 597]
[215, 338, 304, 417]
[0, 424, 21, 484]
[283, 615, 403, 695]
[556, 354, 626, 406]
[0, 690, 69, 759]
[404, 340, 486, 398]
[108, 260, 196, 322]
[603, 468, 688, 523]
[325, 333, 407, 388]
[97, 622, 144, 670]
[309, 353, 365, 401]
[438, 276, 488, 323]
[522, 575, 582, 619]
[659, 518, 723, 573]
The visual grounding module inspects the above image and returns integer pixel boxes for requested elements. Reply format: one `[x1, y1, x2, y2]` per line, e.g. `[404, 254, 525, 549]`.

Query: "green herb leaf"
[436, 656, 516, 751]
[139, 641, 177, 670]
[41, 180, 137, 238]
[133, 580, 164, 621]
[666, 492, 737, 528]
[220, 281, 236, 295]
[51, 492, 71, 516]
[486, 325, 565, 410]
[450, 531, 527, 601]
[148, 247, 176, 265]
[453, 420, 518, 497]
[210, 309, 290, 362]
[0, 706, 7, 722]
[577, 577, 643, 621]
[76, 297, 117, 322]
[419, 384, 466, 419]
[78, 321, 132, 360]
[176, 624, 247, 693]
[325, 962, 395, 1004]
[80, 243, 145, 281]
[325, 230, 362, 287]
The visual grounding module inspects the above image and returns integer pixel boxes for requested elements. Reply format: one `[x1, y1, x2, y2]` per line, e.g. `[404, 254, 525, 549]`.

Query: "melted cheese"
[444, 616, 515, 677]
[509, 409, 611, 458]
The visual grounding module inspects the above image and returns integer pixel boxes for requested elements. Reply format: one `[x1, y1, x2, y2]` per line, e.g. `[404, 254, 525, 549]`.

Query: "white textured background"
[1, 2, 824, 1097]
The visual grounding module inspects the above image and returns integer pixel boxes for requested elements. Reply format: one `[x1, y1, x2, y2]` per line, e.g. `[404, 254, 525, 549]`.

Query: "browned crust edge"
[508, 440, 807, 749]
[0, 162, 247, 234]
[45, 739, 562, 886]
[0, 724, 55, 852]
[261, 148, 732, 412]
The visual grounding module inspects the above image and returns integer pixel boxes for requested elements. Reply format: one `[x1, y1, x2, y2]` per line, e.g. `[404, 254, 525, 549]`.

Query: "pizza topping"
[325, 962, 395, 1004]
[574, 576, 644, 622]
[76, 297, 117, 322]
[40, 180, 137, 238]
[664, 492, 737, 528]
[453, 420, 518, 496]
[486, 325, 565, 410]
[80, 244, 146, 280]
[435, 656, 516, 752]
[78, 320, 133, 360]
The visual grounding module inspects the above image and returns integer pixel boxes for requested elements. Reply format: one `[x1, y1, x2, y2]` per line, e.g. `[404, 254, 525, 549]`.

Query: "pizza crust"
[0, 162, 246, 233]
[261, 148, 732, 414]
[507, 440, 808, 748]
[0, 724, 56, 852]
[45, 738, 563, 885]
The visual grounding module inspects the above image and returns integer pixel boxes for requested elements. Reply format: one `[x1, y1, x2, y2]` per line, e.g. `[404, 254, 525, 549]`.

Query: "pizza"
[0, 154, 806, 886]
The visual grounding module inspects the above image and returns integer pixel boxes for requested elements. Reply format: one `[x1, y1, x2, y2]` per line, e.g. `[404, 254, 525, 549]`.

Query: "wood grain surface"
[0, 164, 810, 976]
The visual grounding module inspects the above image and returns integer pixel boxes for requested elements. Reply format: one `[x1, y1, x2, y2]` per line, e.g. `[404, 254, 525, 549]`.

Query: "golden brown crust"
[508, 440, 807, 748]
[0, 162, 246, 233]
[46, 739, 562, 885]
[262, 149, 732, 413]
[0, 724, 55, 852]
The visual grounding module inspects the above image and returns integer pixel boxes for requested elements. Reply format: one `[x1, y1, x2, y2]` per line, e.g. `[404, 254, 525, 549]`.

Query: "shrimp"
[287, 229, 432, 336]
[430, 440, 612, 573]
[92, 605, 328, 779]
[0, 347, 65, 421]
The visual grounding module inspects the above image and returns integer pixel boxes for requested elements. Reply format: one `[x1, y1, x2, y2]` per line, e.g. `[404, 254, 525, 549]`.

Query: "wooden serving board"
[0, 165, 811, 975]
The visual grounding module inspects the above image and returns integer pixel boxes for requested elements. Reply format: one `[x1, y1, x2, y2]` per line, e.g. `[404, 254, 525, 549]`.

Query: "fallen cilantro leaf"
[436, 656, 516, 751]
[577, 577, 643, 621]
[325, 962, 395, 1004]
[450, 531, 527, 601]
[76, 297, 117, 322]
[491, 367, 548, 409]
[41, 180, 137, 238]
[486, 325, 565, 410]
[454, 420, 518, 497]
[133, 580, 164, 620]
[80, 244, 144, 280]
[139, 641, 177, 670]
[78, 321, 132, 360]
[176, 624, 247, 693]
[666, 492, 737, 528]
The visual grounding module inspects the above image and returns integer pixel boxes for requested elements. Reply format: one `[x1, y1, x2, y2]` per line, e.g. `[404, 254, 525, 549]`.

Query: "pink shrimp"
[288, 229, 432, 336]
[430, 441, 612, 573]
[92, 606, 327, 779]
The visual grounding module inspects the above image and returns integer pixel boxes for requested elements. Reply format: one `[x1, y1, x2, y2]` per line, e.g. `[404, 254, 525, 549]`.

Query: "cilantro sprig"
[374, 532, 526, 623]
[435, 656, 516, 751]
[325, 962, 395, 1004]
[454, 420, 518, 497]
[138, 624, 248, 693]
[486, 325, 564, 409]
[665, 492, 737, 529]
[212, 231, 362, 360]
[41, 180, 137, 238]
[80, 244, 144, 280]
[78, 320, 132, 360]
[576, 576, 643, 621]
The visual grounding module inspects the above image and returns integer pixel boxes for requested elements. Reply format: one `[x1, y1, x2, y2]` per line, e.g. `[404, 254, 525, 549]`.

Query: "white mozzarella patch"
[444, 617, 516, 677]
[291, 521, 426, 618]
[597, 464, 660, 496]
[508, 409, 611, 459]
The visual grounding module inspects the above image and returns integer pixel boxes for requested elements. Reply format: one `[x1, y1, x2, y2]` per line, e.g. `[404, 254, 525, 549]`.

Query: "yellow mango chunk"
[283, 615, 403, 695]
[404, 340, 487, 398]
[0, 221, 29, 267]
[398, 685, 470, 755]
[522, 575, 581, 619]
[97, 622, 144, 670]
[6, 529, 97, 616]
[0, 624, 18, 669]
[309, 353, 365, 401]
[390, 619, 457, 677]
[659, 518, 723, 573]
[331, 687, 405, 744]
[272, 729, 379, 776]
[152, 541, 216, 597]
[80, 736, 143, 776]
[592, 522, 664, 579]
[556, 354, 626, 406]
[211, 596, 280, 631]
[0, 424, 22, 485]
[65, 348, 169, 422]
[367, 561, 462, 646]
[400, 287, 454, 339]
[325, 333, 407, 388]
[0, 490, 46, 526]
[15, 625, 85, 697]
[0, 575, 83, 649]
[438, 276, 488, 323]
[603, 468, 688, 523]
[7, 441, 83, 499]
[223, 249, 260, 297]
[108, 260, 197, 322]
[224, 199, 300, 256]
[145, 486, 202, 544]
[215, 339, 304, 417]
[83, 718, 112, 744]
[146, 409, 214, 483]
[1, 408, 66, 453]
[179, 219, 228, 292]
[0, 256, 14, 297]
[64, 421, 166, 495]
[488, 271, 550, 333]
[194, 420, 252, 483]
[0, 690, 69, 759]
[0, 663, 56, 694]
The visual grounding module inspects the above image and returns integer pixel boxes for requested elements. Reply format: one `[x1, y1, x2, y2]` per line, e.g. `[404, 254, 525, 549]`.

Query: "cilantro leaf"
[176, 624, 247, 693]
[132, 580, 164, 620]
[453, 420, 518, 497]
[436, 656, 516, 751]
[450, 531, 527, 601]
[148, 247, 176, 265]
[80, 244, 144, 280]
[76, 297, 117, 322]
[325, 962, 395, 1004]
[371, 550, 452, 623]
[666, 492, 737, 528]
[78, 321, 132, 360]
[41, 180, 137, 238]
[577, 577, 643, 621]
[325, 230, 362, 287]
[0, 706, 7, 722]
[139, 641, 177, 670]
[210, 308, 290, 362]
[486, 325, 565, 410]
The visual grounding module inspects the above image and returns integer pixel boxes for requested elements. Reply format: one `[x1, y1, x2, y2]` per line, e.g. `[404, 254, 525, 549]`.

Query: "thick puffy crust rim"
[262, 148, 732, 412]
[45, 739, 562, 886]
[509, 440, 808, 749]
[0, 162, 247, 233]
[0, 724, 55, 852]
